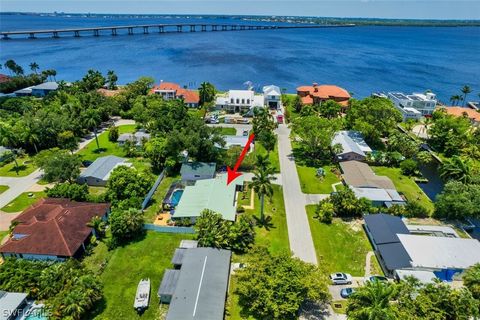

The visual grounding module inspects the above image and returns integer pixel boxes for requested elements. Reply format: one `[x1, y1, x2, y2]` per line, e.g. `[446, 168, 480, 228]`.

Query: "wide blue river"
[1, 14, 479, 100]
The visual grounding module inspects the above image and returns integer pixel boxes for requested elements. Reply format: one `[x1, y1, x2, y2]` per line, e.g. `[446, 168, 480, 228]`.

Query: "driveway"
[277, 124, 318, 265]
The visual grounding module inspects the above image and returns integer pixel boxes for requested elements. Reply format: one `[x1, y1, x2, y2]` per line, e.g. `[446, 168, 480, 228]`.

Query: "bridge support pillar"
[212, 25, 218, 31]
[74, 31, 80, 37]
[143, 26, 149, 34]
[190, 25, 195, 32]
[240, 25, 245, 30]
[52, 31, 59, 38]
[231, 25, 237, 31]
[128, 27, 133, 35]
[248, 26, 253, 30]
[2, 34, 10, 40]
[111, 28, 117, 36]
[158, 26, 164, 33]
[222, 25, 227, 31]
[177, 25, 182, 32]
[201, 25, 206, 32]
[93, 29, 99, 37]
[29, 33, 36, 39]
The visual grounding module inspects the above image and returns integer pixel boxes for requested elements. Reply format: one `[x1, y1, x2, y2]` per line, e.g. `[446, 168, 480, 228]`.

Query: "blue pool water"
[24, 310, 47, 320]
[171, 189, 184, 207]
[0, 14, 479, 100]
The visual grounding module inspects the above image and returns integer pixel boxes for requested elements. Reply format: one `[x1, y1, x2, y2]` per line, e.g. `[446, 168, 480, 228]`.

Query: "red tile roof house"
[150, 82, 200, 108]
[0, 74, 11, 84]
[0, 198, 110, 261]
[296, 83, 351, 110]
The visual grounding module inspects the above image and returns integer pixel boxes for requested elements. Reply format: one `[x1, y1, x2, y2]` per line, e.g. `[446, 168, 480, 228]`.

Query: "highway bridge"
[1, 23, 355, 40]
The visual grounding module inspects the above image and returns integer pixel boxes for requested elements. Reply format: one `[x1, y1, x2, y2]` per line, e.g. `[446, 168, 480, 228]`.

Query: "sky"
[1, 0, 480, 20]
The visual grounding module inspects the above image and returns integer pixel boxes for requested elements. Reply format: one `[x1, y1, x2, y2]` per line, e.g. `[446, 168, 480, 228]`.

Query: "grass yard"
[0, 185, 9, 195]
[88, 186, 107, 196]
[77, 124, 137, 162]
[306, 205, 373, 276]
[0, 230, 9, 242]
[218, 127, 237, 135]
[297, 165, 341, 194]
[0, 156, 37, 177]
[255, 142, 280, 173]
[371, 166, 434, 213]
[142, 174, 180, 223]
[1, 191, 46, 213]
[88, 232, 195, 320]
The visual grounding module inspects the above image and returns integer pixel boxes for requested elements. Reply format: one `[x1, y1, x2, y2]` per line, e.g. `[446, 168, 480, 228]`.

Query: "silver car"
[330, 272, 353, 285]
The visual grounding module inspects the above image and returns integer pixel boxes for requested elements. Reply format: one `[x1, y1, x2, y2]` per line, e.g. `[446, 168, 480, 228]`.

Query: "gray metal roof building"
[364, 213, 410, 245]
[180, 162, 216, 181]
[0, 291, 27, 320]
[158, 269, 181, 303]
[171, 248, 186, 267]
[78, 155, 128, 185]
[166, 247, 232, 320]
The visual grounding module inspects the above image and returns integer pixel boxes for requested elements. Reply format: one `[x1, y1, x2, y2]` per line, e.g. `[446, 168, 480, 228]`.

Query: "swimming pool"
[170, 189, 184, 207]
[24, 309, 47, 320]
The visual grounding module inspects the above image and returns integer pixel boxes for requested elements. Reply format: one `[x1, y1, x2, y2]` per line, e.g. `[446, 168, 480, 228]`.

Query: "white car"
[330, 273, 353, 285]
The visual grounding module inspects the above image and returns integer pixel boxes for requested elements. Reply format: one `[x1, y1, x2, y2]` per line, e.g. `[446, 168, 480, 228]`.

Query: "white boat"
[134, 278, 151, 311]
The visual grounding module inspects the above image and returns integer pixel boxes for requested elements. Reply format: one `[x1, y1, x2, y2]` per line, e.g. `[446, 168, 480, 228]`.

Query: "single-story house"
[0, 291, 28, 320]
[0, 198, 109, 261]
[150, 82, 199, 108]
[173, 174, 244, 222]
[297, 83, 350, 108]
[78, 155, 130, 186]
[263, 85, 281, 109]
[221, 135, 254, 153]
[14, 82, 59, 97]
[117, 131, 151, 147]
[332, 131, 372, 162]
[215, 90, 264, 113]
[364, 213, 480, 280]
[339, 161, 405, 206]
[159, 247, 232, 320]
[180, 162, 216, 181]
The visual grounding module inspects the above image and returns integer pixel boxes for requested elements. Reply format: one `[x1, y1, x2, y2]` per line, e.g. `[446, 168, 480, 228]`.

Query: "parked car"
[242, 130, 249, 136]
[366, 275, 389, 283]
[340, 287, 356, 298]
[330, 273, 352, 285]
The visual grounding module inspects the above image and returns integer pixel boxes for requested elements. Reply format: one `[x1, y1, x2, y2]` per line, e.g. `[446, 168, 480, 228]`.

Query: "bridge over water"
[1, 23, 355, 40]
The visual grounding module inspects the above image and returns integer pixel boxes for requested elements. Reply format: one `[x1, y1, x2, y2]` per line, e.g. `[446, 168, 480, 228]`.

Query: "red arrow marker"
[226, 133, 255, 185]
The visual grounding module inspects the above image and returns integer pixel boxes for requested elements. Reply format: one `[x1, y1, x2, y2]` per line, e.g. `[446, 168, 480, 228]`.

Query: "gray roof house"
[180, 162, 216, 181]
[332, 130, 372, 162]
[160, 247, 232, 320]
[117, 131, 151, 147]
[0, 291, 28, 320]
[14, 82, 59, 97]
[78, 155, 129, 186]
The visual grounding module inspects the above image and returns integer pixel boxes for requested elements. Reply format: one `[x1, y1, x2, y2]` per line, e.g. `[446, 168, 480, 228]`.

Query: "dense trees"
[46, 182, 89, 201]
[252, 108, 277, 153]
[105, 166, 154, 207]
[236, 247, 329, 320]
[194, 210, 255, 253]
[347, 280, 397, 320]
[439, 156, 474, 183]
[329, 187, 373, 217]
[109, 208, 145, 247]
[429, 109, 472, 157]
[0, 258, 102, 320]
[463, 263, 480, 300]
[434, 181, 480, 219]
[35, 148, 82, 183]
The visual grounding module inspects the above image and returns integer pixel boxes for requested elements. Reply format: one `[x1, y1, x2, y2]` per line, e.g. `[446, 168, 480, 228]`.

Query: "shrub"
[314, 199, 334, 224]
[400, 159, 418, 176]
[108, 125, 119, 142]
[46, 182, 89, 201]
[404, 201, 429, 218]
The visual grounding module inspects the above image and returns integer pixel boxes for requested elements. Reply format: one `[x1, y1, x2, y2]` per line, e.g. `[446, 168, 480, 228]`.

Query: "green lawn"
[0, 185, 9, 195]
[142, 174, 180, 223]
[88, 186, 107, 196]
[306, 205, 373, 276]
[218, 127, 237, 135]
[297, 165, 341, 194]
[0, 156, 37, 177]
[87, 232, 195, 320]
[77, 125, 137, 162]
[371, 166, 434, 214]
[0, 230, 9, 242]
[1, 191, 46, 213]
[255, 142, 280, 173]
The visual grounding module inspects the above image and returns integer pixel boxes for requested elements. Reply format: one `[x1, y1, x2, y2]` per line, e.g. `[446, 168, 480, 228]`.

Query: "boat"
[134, 278, 151, 311]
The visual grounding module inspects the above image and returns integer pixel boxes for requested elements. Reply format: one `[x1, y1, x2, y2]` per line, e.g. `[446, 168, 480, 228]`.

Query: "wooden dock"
[1, 23, 355, 40]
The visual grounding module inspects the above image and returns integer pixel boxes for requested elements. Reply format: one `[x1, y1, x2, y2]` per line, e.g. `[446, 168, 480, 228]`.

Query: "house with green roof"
[173, 174, 244, 222]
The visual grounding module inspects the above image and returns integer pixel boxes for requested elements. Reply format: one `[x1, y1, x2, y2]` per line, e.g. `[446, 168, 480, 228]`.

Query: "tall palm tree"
[198, 82, 215, 119]
[461, 85, 472, 107]
[87, 216, 106, 238]
[29, 62, 39, 74]
[250, 165, 276, 225]
[439, 156, 472, 183]
[84, 110, 101, 150]
[347, 280, 397, 320]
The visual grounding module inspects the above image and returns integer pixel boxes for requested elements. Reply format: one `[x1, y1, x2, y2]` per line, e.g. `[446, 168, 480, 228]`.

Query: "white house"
[387, 92, 437, 119]
[215, 90, 264, 113]
[263, 85, 282, 109]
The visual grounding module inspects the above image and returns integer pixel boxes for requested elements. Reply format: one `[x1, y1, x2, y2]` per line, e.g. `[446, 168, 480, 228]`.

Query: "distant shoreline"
[1, 12, 480, 27]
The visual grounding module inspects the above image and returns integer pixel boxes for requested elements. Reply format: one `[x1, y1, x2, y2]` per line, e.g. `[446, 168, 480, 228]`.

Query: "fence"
[141, 170, 165, 211]
[143, 223, 195, 234]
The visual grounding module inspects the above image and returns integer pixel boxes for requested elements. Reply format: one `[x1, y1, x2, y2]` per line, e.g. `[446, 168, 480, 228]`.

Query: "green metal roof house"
[173, 174, 243, 222]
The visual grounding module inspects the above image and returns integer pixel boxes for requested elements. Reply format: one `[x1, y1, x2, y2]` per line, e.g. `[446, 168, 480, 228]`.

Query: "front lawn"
[306, 205, 373, 276]
[255, 142, 280, 173]
[87, 232, 195, 320]
[1, 191, 46, 213]
[371, 166, 434, 213]
[218, 127, 237, 135]
[0, 156, 37, 177]
[297, 165, 341, 194]
[77, 124, 137, 162]
[0, 185, 9, 195]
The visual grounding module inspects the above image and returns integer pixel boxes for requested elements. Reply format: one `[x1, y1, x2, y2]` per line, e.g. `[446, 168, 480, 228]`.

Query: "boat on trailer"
[134, 278, 151, 312]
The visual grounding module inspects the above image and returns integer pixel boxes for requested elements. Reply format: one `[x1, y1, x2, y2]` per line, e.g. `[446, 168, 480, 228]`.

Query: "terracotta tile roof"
[297, 84, 351, 100]
[0, 74, 11, 84]
[0, 198, 109, 257]
[97, 88, 124, 97]
[150, 82, 199, 104]
[440, 107, 480, 122]
[301, 96, 314, 105]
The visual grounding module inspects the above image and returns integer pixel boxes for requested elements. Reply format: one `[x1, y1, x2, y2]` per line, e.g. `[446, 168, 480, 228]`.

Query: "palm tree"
[87, 216, 106, 238]
[347, 280, 397, 320]
[250, 165, 276, 226]
[450, 95, 459, 106]
[255, 153, 270, 172]
[461, 85, 472, 107]
[439, 156, 472, 183]
[198, 82, 215, 119]
[29, 62, 39, 74]
[419, 116, 432, 139]
[106, 70, 118, 90]
[84, 110, 101, 150]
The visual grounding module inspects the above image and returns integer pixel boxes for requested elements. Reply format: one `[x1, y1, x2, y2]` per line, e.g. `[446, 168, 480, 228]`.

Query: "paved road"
[277, 124, 318, 265]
